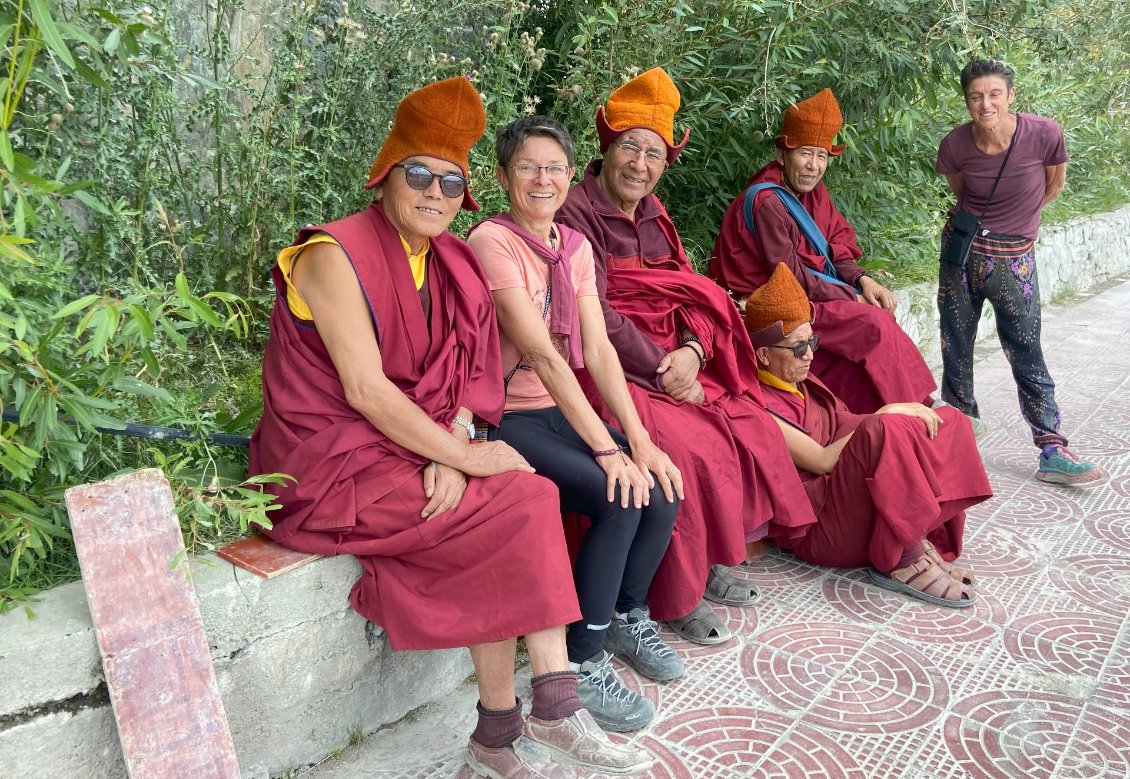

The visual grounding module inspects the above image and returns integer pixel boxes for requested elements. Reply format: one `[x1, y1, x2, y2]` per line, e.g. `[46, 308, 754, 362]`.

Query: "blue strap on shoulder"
[741, 182, 854, 289]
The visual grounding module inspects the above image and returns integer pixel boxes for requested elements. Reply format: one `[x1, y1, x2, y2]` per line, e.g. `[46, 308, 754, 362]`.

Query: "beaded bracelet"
[592, 446, 624, 458]
[680, 337, 707, 370]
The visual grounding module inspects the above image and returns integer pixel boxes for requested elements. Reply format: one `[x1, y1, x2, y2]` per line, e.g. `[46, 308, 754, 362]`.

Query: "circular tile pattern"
[1047, 554, 1130, 616]
[1065, 429, 1130, 457]
[738, 551, 824, 585]
[945, 691, 1130, 778]
[990, 488, 1084, 526]
[1095, 659, 1130, 710]
[1004, 611, 1120, 675]
[743, 623, 947, 733]
[1109, 473, 1130, 498]
[1083, 510, 1130, 552]
[643, 708, 865, 778]
[820, 574, 1004, 642]
[960, 523, 1043, 578]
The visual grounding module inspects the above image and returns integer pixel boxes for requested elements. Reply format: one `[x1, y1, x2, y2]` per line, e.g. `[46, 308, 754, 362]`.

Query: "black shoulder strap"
[979, 114, 1021, 219]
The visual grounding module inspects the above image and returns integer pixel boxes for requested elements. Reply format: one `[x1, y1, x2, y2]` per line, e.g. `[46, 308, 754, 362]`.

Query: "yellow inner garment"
[277, 233, 428, 320]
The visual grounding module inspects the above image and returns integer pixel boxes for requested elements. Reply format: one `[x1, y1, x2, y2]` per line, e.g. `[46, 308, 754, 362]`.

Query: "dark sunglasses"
[393, 163, 469, 199]
[767, 334, 820, 358]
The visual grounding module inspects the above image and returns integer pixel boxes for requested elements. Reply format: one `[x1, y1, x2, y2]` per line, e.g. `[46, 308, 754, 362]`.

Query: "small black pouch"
[942, 209, 982, 268]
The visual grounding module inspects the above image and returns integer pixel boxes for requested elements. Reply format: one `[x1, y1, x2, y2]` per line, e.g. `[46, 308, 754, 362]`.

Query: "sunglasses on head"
[767, 334, 820, 358]
[393, 163, 469, 199]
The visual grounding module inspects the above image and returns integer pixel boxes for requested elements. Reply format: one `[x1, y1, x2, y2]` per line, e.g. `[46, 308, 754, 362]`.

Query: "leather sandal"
[921, 539, 976, 586]
[667, 599, 732, 645]
[867, 556, 976, 608]
[703, 564, 760, 606]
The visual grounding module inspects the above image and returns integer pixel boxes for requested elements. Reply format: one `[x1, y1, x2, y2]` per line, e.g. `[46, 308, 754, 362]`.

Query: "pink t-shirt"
[468, 220, 598, 411]
[936, 112, 1068, 240]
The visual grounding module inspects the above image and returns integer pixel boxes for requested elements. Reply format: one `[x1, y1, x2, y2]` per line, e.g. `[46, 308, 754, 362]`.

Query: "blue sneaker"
[1036, 447, 1105, 487]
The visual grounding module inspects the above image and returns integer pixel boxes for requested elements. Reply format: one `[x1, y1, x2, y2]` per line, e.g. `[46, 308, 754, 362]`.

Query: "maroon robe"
[248, 203, 580, 650]
[556, 162, 816, 621]
[711, 161, 936, 413]
[761, 376, 992, 571]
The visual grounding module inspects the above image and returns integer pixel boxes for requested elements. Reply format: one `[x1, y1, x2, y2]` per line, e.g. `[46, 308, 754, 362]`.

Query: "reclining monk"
[249, 76, 651, 778]
[743, 263, 992, 607]
[711, 88, 938, 414]
[556, 67, 817, 645]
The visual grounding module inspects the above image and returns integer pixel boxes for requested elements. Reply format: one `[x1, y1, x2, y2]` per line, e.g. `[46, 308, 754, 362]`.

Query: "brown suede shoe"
[466, 736, 577, 778]
[524, 709, 655, 775]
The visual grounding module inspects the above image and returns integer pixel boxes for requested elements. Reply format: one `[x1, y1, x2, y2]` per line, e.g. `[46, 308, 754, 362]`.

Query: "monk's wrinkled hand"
[631, 440, 685, 504]
[421, 461, 468, 519]
[875, 402, 942, 439]
[859, 276, 897, 311]
[681, 380, 706, 405]
[597, 450, 650, 509]
[461, 440, 535, 477]
[657, 347, 700, 399]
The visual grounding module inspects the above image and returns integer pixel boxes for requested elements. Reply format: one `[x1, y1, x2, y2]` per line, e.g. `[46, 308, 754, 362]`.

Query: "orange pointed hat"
[596, 67, 690, 164]
[364, 76, 486, 211]
[776, 87, 847, 156]
[742, 263, 814, 346]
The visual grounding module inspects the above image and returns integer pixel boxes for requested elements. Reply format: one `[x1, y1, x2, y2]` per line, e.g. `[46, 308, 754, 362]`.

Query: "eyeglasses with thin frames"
[767, 334, 820, 358]
[615, 139, 666, 165]
[393, 163, 469, 198]
[510, 163, 572, 180]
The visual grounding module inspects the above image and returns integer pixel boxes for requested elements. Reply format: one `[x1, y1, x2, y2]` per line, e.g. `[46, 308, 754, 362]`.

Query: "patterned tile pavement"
[303, 277, 1130, 778]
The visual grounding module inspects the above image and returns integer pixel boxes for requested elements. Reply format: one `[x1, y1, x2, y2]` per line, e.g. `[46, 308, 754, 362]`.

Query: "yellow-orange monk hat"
[365, 76, 486, 211]
[776, 87, 847, 156]
[743, 263, 814, 346]
[596, 67, 690, 164]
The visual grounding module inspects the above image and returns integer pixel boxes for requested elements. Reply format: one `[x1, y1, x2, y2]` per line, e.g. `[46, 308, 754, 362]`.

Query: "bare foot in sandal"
[867, 554, 976, 608]
[921, 538, 976, 586]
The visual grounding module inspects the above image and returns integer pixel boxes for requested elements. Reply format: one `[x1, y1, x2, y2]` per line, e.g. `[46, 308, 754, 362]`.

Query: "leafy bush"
[2, 0, 1127, 608]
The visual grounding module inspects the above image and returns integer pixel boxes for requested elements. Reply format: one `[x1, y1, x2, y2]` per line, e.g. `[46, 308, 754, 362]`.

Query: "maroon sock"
[890, 542, 924, 573]
[472, 698, 523, 749]
[530, 671, 582, 721]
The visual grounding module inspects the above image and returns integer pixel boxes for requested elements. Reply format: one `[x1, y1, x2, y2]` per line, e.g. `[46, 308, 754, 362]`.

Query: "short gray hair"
[494, 115, 575, 169]
[960, 57, 1015, 96]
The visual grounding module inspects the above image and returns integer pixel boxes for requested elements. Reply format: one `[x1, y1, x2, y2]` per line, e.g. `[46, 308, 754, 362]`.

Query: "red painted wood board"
[65, 468, 241, 778]
[216, 533, 321, 579]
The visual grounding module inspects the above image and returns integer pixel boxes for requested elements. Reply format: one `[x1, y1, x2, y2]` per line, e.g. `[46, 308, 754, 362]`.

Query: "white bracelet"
[451, 415, 475, 439]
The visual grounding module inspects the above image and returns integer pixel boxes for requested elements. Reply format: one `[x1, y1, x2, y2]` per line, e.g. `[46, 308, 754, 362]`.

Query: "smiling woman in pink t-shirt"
[936, 57, 1103, 487]
[467, 115, 686, 736]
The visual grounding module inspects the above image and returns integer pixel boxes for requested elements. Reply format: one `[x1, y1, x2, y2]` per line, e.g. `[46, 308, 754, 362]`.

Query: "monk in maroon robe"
[556, 67, 817, 645]
[744, 263, 991, 607]
[711, 88, 937, 413]
[249, 77, 651, 778]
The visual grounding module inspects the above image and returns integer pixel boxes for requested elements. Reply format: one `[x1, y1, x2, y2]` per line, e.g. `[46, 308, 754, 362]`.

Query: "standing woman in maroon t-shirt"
[936, 57, 1103, 486]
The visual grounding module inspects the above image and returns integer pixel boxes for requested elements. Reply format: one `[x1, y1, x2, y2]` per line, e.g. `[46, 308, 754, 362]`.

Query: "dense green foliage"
[2, 0, 1127, 607]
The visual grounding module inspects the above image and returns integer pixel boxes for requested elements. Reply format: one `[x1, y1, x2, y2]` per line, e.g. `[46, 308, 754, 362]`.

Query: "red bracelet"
[592, 447, 623, 458]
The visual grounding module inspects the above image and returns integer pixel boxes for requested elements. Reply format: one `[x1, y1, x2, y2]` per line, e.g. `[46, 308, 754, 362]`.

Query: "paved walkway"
[303, 278, 1130, 779]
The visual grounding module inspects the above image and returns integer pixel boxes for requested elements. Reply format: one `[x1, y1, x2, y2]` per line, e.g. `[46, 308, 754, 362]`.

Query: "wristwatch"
[451, 415, 476, 439]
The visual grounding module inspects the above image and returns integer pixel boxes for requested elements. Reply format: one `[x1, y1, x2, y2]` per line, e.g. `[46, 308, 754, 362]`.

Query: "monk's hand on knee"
[859, 276, 898, 311]
[421, 461, 468, 519]
[461, 441, 535, 477]
[875, 402, 942, 439]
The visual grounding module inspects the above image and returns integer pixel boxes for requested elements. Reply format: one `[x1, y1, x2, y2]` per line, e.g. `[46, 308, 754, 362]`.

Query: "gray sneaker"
[576, 650, 654, 732]
[604, 607, 685, 682]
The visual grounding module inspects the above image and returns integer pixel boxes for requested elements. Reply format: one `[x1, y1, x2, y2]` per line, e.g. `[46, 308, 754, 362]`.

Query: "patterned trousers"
[937, 229, 1066, 449]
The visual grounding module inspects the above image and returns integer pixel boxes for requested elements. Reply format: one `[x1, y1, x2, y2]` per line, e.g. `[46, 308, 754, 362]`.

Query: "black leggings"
[500, 407, 678, 663]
